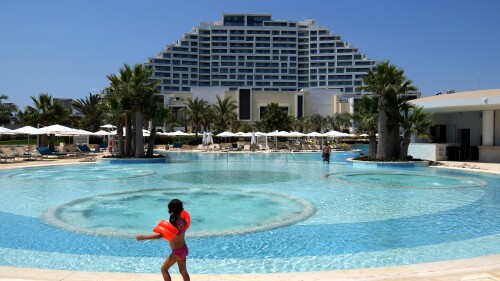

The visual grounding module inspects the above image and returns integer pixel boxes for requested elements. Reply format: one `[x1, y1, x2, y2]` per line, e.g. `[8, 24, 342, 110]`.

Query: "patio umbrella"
[216, 131, 234, 145]
[202, 132, 207, 145]
[13, 126, 44, 147]
[165, 130, 191, 141]
[40, 124, 81, 135]
[216, 131, 235, 137]
[100, 124, 116, 130]
[359, 133, 369, 137]
[250, 132, 256, 145]
[0, 127, 15, 135]
[207, 133, 213, 144]
[94, 130, 110, 136]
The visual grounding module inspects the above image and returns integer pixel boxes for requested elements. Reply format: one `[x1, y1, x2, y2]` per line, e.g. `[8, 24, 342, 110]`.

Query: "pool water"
[0, 152, 499, 274]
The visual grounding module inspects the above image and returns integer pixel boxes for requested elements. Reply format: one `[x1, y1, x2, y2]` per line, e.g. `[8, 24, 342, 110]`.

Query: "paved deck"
[1, 157, 499, 280]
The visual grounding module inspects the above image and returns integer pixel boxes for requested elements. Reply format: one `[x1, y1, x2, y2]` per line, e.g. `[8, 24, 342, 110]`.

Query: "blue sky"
[1, 0, 499, 108]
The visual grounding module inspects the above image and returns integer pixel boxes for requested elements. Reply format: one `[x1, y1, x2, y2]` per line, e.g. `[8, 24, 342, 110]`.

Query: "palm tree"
[201, 106, 215, 133]
[212, 96, 237, 132]
[0, 94, 18, 126]
[144, 95, 170, 157]
[20, 93, 69, 149]
[72, 93, 103, 131]
[308, 113, 324, 132]
[324, 113, 351, 132]
[399, 106, 432, 159]
[361, 61, 417, 159]
[130, 64, 159, 158]
[260, 102, 292, 132]
[100, 92, 125, 156]
[183, 97, 208, 138]
[107, 64, 133, 157]
[351, 95, 378, 158]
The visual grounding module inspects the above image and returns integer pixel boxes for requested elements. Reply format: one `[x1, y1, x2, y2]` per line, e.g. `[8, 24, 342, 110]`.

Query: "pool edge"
[1, 254, 499, 280]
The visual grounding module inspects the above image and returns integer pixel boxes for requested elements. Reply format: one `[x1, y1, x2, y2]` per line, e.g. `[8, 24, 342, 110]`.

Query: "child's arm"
[136, 233, 162, 241]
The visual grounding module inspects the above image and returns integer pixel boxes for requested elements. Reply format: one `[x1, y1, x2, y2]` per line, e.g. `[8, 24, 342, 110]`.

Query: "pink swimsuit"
[171, 219, 188, 259]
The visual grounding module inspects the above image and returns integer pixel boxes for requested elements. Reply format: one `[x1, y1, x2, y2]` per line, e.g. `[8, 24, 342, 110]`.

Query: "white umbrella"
[0, 127, 15, 135]
[266, 130, 289, 137]
[359, 133, 369, 137]
[288, 131, 305, 137]
[216, 131, 235, 137]
[40, 124, 81, 135]
[216, 131, 234, 145]
[94, 130, 110, 136]
[250, 133, 256, 145]
[100, 124, 116, 129]
[306, 132, 324, 137]
[165, 130, 190, 136]
[202, 132, 207, 145]
[323, 130, 345, 137]
[207, 133, 213, 144]
[13, 126, 44, 146]
[13, 126, 44, 135]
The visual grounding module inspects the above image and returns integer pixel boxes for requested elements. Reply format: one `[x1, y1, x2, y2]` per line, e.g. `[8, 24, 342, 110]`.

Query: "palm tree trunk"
[125, 112, 132, 157]
[369, 135, 377, 159]
[387, 125, 394, 158]
[376, 98, 388, 159]
[399, 135, 411, 160]
[392, 123, 401, 158]
[135, 110, 145, 158]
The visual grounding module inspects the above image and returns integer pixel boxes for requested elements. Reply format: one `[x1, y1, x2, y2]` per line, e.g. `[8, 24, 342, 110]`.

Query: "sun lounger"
[65, 145, 84, 157]
[171, 143, 183, 151]
[36, 146, 68, 159]
[12, 146, 41, 161]
[0, 147, 16, 162]
[77, 144, 102, 154]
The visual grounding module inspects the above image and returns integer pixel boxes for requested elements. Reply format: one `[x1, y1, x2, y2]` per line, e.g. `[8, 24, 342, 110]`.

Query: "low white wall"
[408, 143, 457, 161]
[479, 146, 500, 163]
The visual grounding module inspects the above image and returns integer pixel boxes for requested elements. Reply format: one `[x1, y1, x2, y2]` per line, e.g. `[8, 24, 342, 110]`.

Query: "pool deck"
[1, 156, 500, 280]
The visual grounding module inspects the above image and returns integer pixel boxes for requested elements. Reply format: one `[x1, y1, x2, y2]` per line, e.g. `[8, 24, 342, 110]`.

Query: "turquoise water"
[0, 152, 499, 274]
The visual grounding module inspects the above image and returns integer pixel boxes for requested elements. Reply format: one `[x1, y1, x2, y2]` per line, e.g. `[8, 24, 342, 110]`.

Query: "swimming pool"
[0, 152, 499, 274]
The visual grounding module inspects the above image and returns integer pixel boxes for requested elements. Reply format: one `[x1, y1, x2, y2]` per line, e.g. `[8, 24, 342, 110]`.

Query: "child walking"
[136, 199, 190, 281]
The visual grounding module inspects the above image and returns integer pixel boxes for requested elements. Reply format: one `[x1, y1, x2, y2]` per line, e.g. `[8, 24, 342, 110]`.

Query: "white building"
[409, 89, 500, 163]
[146, 13, 377, 121]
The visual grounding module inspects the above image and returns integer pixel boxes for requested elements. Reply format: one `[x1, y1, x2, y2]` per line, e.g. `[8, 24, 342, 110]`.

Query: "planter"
[100, 157, 167, 164]
[346, 158, 430, 168]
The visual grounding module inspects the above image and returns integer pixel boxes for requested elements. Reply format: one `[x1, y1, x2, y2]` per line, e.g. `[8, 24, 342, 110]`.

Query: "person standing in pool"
[136, 199, 190, 281]
[322, 143, 331, 163]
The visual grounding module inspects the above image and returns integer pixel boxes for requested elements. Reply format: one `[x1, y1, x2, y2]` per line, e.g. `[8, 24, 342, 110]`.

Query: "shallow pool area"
[0, 152, 499, 274]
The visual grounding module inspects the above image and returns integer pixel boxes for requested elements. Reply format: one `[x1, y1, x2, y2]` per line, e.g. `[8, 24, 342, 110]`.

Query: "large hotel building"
[146, 14, 388, 123]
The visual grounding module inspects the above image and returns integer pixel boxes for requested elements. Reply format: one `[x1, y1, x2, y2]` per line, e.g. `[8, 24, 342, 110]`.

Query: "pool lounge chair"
[0, 147, 16, 162]
[65, 145, 84, 157]
[77, 144, 103, 155]
[36, 147, 68, 159]
[12, 146, 41, 161]
[171, 143, 183, 150]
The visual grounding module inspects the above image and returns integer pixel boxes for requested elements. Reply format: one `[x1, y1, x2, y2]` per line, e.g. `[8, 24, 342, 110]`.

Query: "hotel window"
[238, 89, 252, 120]
[296, 95, 304, 118]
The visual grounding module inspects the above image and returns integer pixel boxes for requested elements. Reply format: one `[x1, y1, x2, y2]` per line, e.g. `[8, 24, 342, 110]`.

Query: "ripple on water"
[6, 166, 155, 181]
[326, 171, 487, 189]
[43, 187, 316, 238]
[165, 170, 301, 185]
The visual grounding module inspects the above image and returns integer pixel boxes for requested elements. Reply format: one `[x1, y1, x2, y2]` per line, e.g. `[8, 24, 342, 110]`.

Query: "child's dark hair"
[168, 199, 184, 226]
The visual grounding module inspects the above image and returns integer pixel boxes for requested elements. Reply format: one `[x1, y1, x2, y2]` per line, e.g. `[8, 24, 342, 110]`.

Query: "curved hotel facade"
[146, 14, 378, 122]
